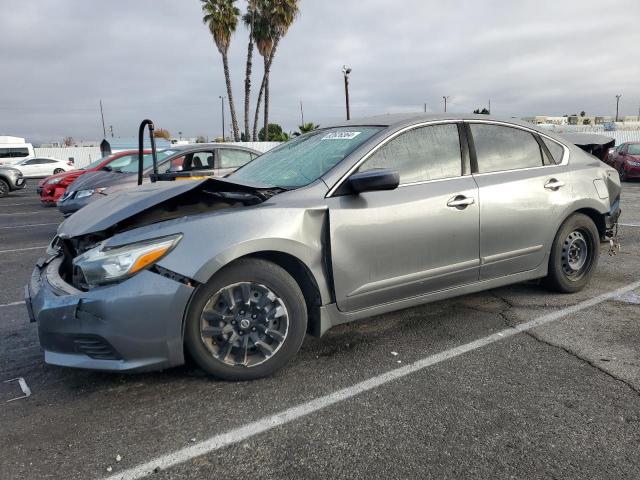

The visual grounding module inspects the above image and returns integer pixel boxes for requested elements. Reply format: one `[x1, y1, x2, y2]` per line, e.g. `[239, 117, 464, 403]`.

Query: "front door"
[467, 122, 572, 279]
[327, 122, 480, 312]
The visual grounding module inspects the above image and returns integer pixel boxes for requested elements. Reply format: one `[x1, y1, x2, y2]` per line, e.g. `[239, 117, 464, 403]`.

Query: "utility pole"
[488, 99, 491, 114]
[300, 100, 304, 125]
[342, 65, 352, 120]
[443, 96, 449, 113]
[615, 94, 622, 122]
[109, 125, 114, 138]
[424, 103, 427, 113]
[219, 95, 226, 141]
[99, 100, 106, 138]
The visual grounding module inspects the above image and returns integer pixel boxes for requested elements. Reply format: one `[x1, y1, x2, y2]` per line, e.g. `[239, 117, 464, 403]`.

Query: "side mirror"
[347, 168, 399, 194]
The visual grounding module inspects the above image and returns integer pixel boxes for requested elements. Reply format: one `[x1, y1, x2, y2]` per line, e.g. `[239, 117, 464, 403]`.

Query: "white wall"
[34, 147, 102, 168]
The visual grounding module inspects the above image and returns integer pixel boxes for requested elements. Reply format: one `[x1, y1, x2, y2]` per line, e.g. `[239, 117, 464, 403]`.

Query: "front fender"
[109, 206, 333, 305]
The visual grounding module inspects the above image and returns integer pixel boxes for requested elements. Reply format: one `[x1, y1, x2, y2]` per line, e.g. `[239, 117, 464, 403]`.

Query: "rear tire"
[543, 213, 599, 293]
[0, 179, 8, 198]
[184, 258, 307, 381]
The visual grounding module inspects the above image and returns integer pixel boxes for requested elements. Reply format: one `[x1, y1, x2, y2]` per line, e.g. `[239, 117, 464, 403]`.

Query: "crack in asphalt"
[489, 290, 640, 398]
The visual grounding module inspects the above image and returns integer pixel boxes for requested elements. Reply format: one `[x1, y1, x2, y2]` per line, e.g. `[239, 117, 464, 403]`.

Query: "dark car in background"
[608, 142, 640, 181]
[0, 165, 26, 197]
[57, 144, 260, 215]
[38, 150, 151, 204]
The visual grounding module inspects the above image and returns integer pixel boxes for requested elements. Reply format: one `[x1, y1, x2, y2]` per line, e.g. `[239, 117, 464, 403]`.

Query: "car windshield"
[229, 127, 383, 188]
[627, 144, 640, 155]
[110, 150, 176, 173]
[82, 157, 108, 170]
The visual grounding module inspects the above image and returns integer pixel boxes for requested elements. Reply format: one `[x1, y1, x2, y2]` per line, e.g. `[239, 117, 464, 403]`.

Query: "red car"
[38, 150, 150, 204]
[608, 142, 640, 181]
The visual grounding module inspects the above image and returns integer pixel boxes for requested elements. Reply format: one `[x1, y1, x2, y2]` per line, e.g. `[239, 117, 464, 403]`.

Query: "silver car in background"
[26, 114, 621, 381]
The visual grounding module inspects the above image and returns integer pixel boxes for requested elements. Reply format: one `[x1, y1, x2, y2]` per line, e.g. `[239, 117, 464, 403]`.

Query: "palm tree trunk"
[252, 77, 264, 141]
[243, 36, 253, 141]
[252, 36, 280, 141]
[263, 55, 270, 140]
[222, 52, 240, 141]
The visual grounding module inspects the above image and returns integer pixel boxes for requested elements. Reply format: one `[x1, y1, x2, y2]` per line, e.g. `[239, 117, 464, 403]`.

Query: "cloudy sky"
[2, 0, 639, 144]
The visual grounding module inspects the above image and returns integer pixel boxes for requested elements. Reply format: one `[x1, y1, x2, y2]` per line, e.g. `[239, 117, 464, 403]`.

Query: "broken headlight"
[75, 187, 107, 199]
[72, 234, 182, 287]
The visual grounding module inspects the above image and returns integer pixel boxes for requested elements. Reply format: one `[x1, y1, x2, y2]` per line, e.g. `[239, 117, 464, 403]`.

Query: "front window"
[627, 144, 640, 155]
[359, 124, 462, 183]
[230, 127, 383, 188]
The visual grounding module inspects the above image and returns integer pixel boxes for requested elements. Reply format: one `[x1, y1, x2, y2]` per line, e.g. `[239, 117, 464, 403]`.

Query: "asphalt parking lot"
[1, 181, 639, 480]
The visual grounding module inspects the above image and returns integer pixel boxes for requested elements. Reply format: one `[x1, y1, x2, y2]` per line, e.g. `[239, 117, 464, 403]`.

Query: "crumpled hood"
[58, 177, 270, 238]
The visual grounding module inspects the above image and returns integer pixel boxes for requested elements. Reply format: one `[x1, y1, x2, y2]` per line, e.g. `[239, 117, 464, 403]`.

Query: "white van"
[0, 136, 35, 165]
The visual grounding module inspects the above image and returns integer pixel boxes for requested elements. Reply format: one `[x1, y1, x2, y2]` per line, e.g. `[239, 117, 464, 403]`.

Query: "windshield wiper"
[101, 166, 112, 172]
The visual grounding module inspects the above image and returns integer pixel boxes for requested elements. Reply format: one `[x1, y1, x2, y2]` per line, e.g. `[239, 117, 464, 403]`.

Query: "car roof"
[163, 143, 261, 155]
[326, 112, 539, 130]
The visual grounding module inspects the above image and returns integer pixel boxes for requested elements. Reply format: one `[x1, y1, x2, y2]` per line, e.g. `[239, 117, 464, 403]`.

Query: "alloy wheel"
[199, 281, 289, 368]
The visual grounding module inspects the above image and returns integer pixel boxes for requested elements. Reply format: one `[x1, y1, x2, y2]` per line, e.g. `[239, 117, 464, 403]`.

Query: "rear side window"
[220, 150, 253, 168]
[541, 137, 564, 164]
[360, 124, 462, 184]
[470, 124, 543, 173]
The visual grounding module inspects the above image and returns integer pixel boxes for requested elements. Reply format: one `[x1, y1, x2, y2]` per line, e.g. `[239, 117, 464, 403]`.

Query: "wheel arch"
[240, 251, 323, 337]
[188, 242, 330, 338]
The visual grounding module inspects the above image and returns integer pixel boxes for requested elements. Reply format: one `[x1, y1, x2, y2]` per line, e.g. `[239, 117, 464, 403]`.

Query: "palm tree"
[293, 122, 320, 136]
[251, 0, 299, 141]
[201, 0, 241, 141]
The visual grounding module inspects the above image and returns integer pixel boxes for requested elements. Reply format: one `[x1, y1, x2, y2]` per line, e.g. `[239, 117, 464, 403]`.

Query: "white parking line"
[0, 301, 24, 308]
[0, 245, 47, 254]
[0, 203, 42, 207]
[619, 223, 640, 228]
[0, 212, 45, 216]
[105, 279, 640, 480]
[0, 222, 58, 230]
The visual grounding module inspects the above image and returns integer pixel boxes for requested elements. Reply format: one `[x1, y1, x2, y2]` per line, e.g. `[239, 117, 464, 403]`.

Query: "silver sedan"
[26, 114, 622, 380]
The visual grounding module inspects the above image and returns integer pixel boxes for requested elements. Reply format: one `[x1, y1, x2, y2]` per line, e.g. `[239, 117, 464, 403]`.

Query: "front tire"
[0, 179, 9, 198]
[543, 213, 599, 293]
[53, 168, 64, 174]
[185, 258, 307, 381]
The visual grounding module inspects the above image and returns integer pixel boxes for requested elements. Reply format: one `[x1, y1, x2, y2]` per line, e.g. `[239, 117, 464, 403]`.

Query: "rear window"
[470, 124, 543, 173]
[542, 137, 564, 164]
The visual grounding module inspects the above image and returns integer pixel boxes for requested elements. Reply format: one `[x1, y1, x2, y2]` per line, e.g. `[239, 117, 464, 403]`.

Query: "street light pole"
[342, 65, 352, 120]
[219, 95, 226, 141]
[615, 94, 622, 122]
[443, 96, 450, 113]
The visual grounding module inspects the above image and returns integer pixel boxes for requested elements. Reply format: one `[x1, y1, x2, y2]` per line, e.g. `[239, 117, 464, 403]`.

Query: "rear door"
[468, 122, 572, 279]
[327, 122, 480, 312]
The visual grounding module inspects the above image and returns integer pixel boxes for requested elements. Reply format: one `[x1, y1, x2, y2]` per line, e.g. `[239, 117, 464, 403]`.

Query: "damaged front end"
[53, 177, 283, 290]
[25, 178, 286, 372]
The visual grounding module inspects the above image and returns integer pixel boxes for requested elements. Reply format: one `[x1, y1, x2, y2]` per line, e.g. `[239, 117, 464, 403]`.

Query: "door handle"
[447, 195, 475, 209]
[544, 179, 565, 191]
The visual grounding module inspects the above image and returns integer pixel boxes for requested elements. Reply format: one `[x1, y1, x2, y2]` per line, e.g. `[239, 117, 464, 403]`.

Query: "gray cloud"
[1, 0, 639, 144]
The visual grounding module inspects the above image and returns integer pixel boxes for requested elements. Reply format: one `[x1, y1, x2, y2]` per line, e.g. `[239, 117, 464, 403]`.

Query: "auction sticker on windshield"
[322, 132, 361, 140]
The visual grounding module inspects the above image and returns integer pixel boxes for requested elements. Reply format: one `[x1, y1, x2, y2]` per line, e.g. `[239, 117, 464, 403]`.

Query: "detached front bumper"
[25, 256, 194, 372]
